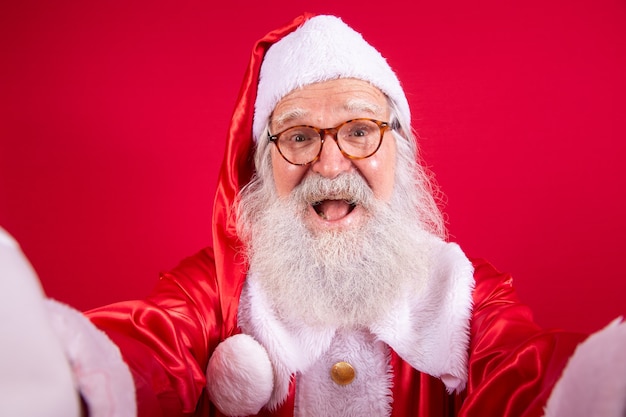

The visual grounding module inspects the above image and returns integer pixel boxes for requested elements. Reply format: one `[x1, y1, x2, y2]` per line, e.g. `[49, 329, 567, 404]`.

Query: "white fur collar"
[238, 239, 475, 409]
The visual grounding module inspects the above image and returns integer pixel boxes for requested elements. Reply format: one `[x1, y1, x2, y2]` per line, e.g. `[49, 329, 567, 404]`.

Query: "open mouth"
[312, 199, 357, 221]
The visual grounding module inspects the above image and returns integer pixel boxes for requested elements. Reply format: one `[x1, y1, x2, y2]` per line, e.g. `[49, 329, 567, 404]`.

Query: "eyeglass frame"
[267, 118, 394, 166]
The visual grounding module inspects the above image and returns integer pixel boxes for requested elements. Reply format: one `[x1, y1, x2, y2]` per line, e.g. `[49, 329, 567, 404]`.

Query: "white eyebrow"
[343, 98, 383, 116]
[271, 108, 309, 131]
[270, 98, 384, 131]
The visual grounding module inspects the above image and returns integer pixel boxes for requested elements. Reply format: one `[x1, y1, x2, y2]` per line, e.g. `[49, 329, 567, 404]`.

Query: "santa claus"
[1, 13, 625, 417]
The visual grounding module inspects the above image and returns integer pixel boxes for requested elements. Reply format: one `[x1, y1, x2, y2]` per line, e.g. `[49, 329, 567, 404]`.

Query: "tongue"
[316, 200, 352, 221]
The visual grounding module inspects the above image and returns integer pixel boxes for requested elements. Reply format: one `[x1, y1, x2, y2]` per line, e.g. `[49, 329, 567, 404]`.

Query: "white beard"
[238, 171, 436, 329]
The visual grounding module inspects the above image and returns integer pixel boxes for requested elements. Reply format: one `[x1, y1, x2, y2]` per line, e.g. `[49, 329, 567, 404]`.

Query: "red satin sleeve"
[459, 259, 587, 417]
[86, 248, 223, 417]
[85, 252, 587, 417]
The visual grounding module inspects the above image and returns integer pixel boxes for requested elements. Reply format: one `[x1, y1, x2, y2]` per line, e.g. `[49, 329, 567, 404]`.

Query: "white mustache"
[291, 173, 376, 208]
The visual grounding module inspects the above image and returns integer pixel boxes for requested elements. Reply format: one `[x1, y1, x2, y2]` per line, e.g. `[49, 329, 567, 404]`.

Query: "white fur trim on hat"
[253, 15, 410, 141]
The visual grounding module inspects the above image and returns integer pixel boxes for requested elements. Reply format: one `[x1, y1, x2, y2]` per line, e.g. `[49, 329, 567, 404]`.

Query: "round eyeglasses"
[268, 118, 393, 166]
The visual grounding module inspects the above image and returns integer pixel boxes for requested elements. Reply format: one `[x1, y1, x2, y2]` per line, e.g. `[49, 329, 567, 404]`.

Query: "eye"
[279, 126, 319, 149]
[345, 121, 375, 138]
[290, 133, 308, 143]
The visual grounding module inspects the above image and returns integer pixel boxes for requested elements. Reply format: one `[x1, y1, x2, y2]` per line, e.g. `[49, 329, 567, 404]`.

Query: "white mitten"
[46, 299, 136, 417]
[544, 318, 626, 417]
[0, 227, 80, 417]
[0, 227, 136, 417]
[206, 333, 274, 416]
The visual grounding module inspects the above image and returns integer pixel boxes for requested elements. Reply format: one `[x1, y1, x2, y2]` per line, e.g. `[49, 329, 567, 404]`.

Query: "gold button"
[330, 361, 355, 385]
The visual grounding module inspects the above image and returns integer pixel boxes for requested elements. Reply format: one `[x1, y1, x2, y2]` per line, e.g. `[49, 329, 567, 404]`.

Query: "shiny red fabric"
[87, 13, 587, 417]
[89, 252, 585, 416]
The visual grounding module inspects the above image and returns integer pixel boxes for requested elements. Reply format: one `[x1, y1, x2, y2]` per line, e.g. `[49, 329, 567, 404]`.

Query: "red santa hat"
[252, 15, 411, 141]
[212, 14, 412, 337]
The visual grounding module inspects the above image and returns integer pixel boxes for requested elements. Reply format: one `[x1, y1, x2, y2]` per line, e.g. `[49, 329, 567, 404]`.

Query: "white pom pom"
[206, 334, 274, 416]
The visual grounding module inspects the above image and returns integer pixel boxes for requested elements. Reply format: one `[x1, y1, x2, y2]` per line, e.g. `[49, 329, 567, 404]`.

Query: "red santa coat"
[88, 250, 584, 417]
[87, 14, 586, 417]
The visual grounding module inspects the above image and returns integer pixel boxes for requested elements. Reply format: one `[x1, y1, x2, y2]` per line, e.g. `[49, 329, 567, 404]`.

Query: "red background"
[1, 1, 625, 334]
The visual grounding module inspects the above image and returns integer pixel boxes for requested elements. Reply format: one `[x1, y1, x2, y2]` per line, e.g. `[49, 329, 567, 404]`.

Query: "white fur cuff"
[206, 334, 274, 416]
[544, 318, 626, 417]
[46, 300, 136, 417]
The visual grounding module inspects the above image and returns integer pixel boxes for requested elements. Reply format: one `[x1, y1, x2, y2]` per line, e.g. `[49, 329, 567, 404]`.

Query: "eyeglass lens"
[276, 119, 385, 165]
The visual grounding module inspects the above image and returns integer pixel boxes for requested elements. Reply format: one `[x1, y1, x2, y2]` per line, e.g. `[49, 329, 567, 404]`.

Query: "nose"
[310, 133, 353, 179]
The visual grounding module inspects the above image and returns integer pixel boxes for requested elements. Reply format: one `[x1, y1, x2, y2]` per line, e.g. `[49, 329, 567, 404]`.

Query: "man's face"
[269, 78, 397, 233]
[239, 79, 436, 327]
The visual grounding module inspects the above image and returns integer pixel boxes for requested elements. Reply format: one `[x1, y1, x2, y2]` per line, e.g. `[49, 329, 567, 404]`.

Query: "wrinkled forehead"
[269, 79, 390, 131]
[272, 98, 383, 125]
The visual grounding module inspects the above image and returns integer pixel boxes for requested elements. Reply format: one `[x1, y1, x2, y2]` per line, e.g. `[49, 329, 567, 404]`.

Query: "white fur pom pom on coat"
[206, 333, 274, 416]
